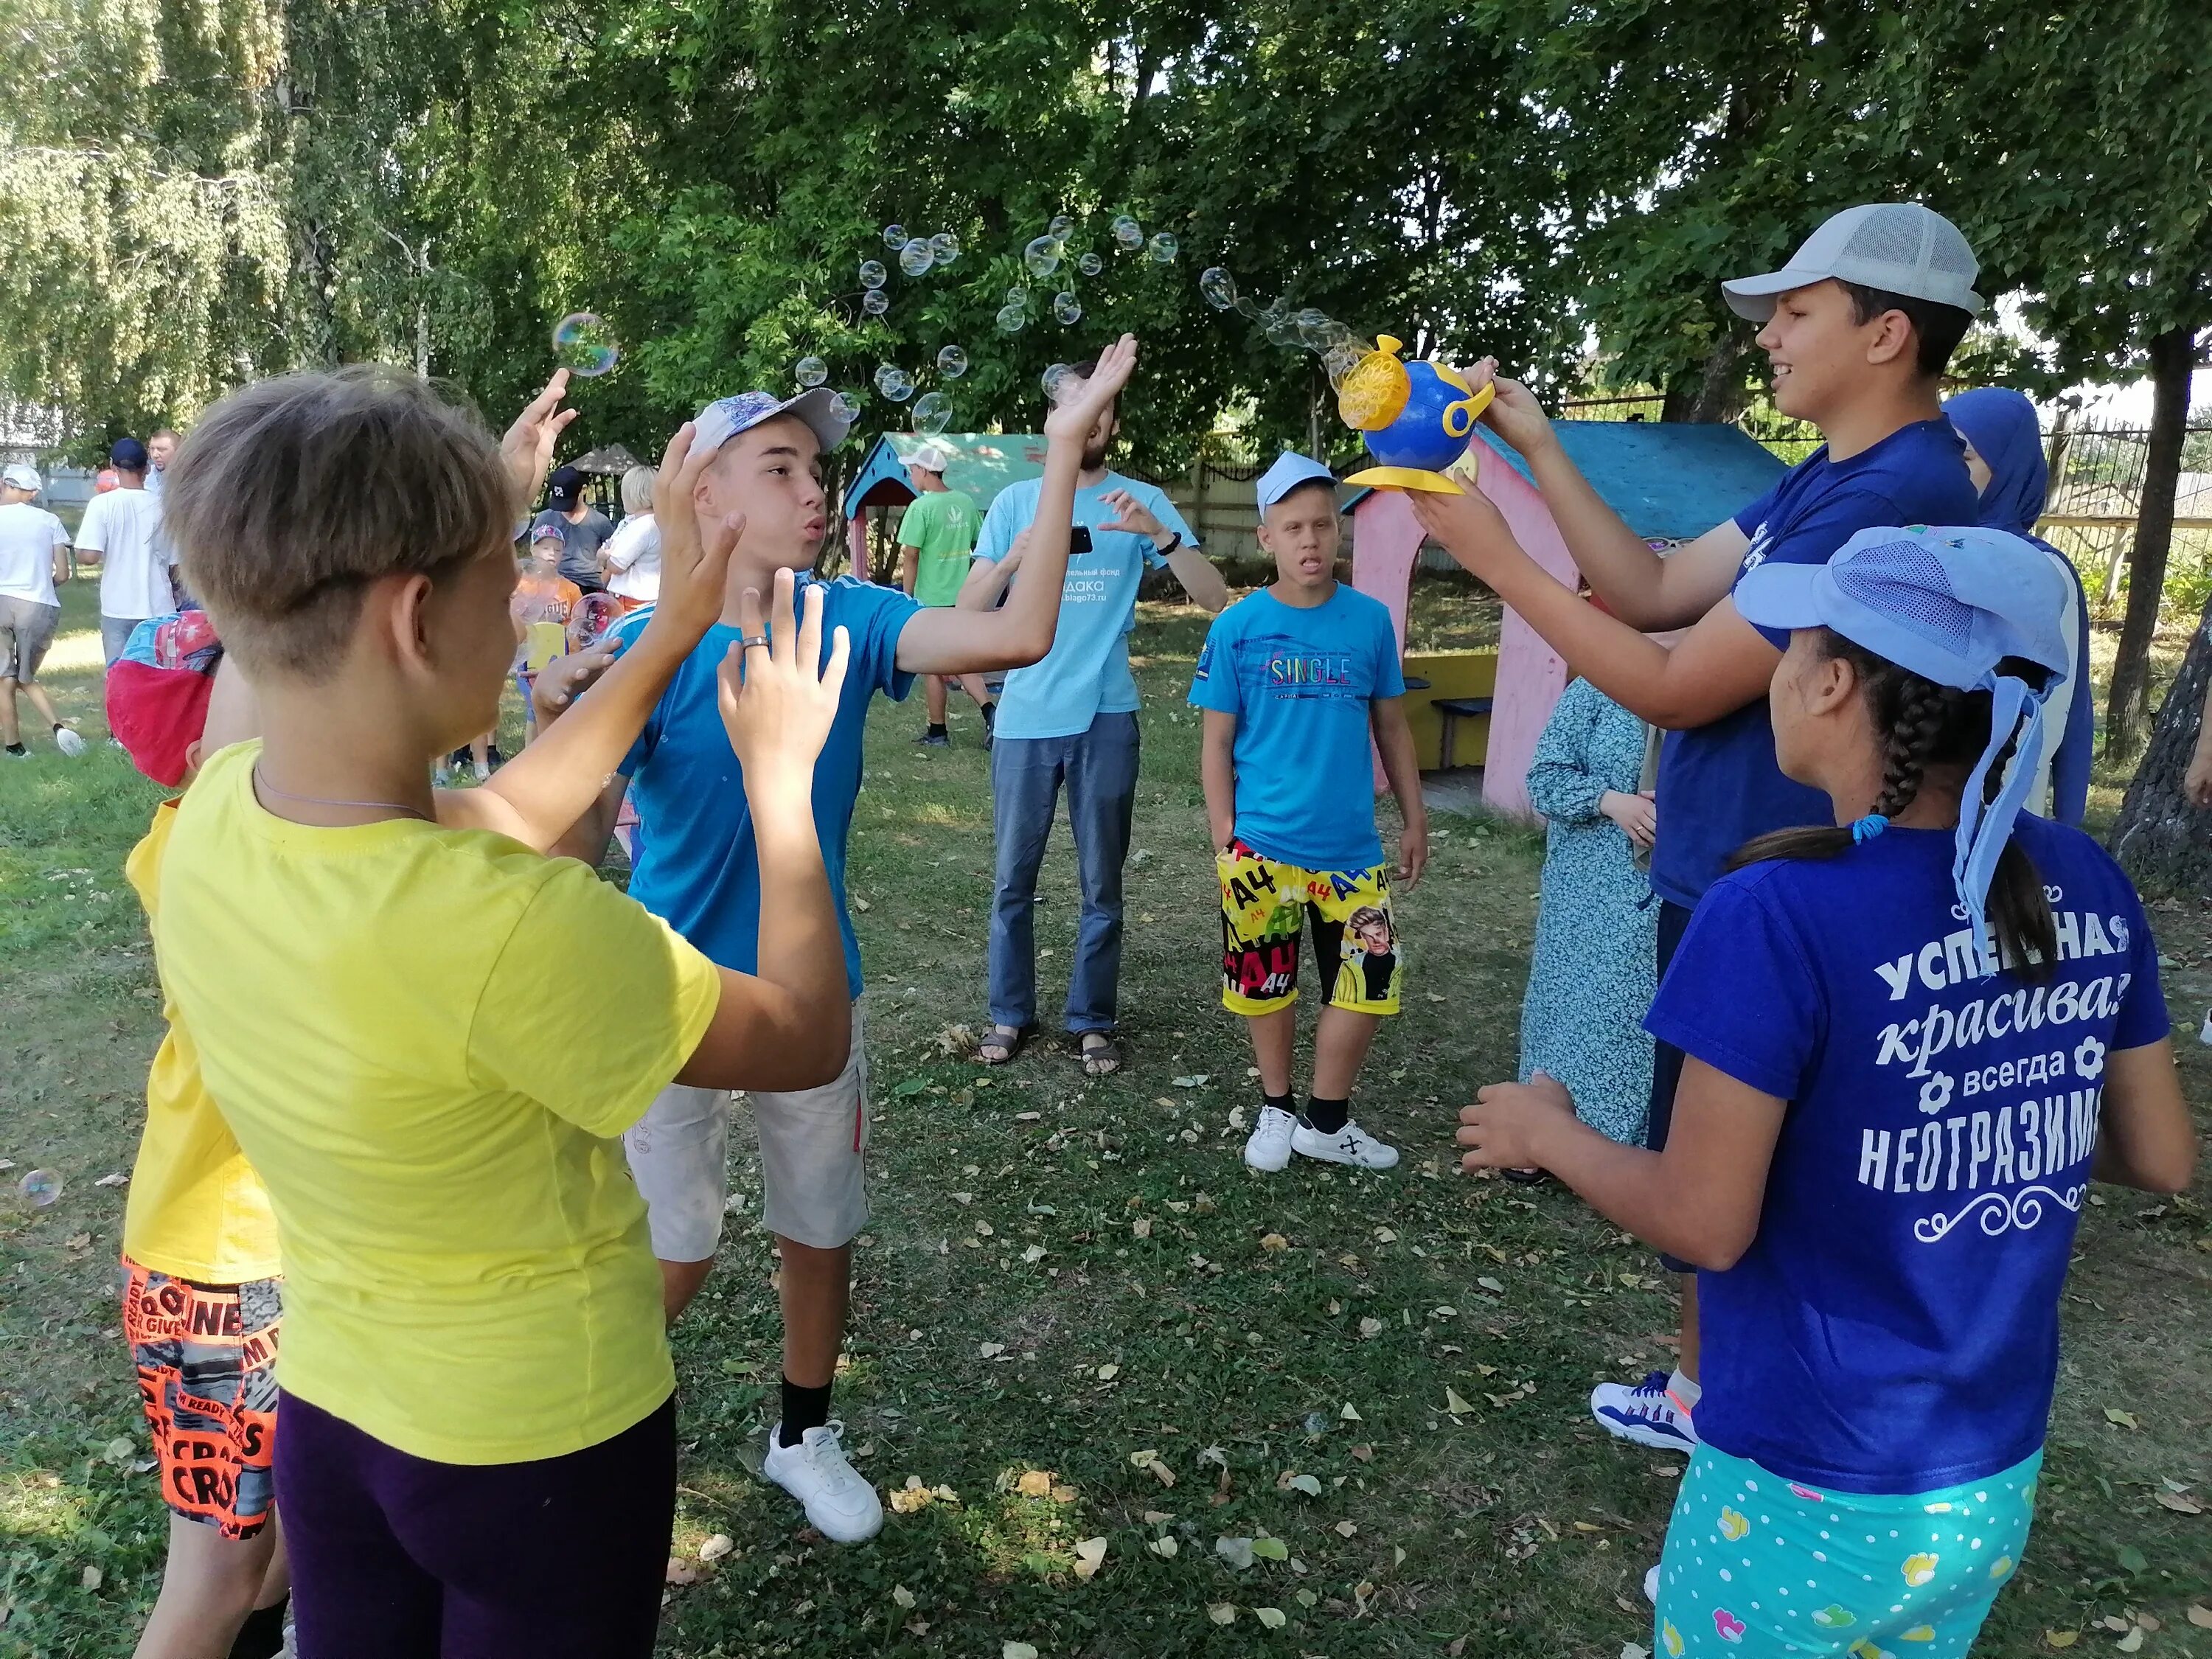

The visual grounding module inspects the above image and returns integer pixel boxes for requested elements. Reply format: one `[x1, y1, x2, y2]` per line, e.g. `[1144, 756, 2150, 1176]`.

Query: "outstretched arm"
[1475, 374, 1748, 628]
[897, 336, 1142, 675]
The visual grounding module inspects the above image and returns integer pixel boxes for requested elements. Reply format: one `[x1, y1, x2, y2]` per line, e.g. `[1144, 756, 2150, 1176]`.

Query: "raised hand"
[1099, 487, 1165, 542]
[717, 568, 851, 796]
[647, 420, 745, 644]
[1043, 334, 1138, 444]
[1406, 475, 1512, 569]
[501, 369, 579, 504]
[530, 638, 625, 728]
[1478, 373, 1556, 459]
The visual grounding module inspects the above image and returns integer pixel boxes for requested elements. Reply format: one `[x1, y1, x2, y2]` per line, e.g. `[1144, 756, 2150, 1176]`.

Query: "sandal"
[978, 1023, 1032, 1065]
[1077, 1032, 1124, 1077]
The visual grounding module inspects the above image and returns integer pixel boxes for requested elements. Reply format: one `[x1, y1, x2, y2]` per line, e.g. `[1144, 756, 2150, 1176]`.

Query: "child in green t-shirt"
[897, 442, 995, 746]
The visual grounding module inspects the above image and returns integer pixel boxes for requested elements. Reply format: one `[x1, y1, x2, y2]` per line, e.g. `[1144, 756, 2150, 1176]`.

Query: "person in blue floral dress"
[1517, 675, 1658, 1144]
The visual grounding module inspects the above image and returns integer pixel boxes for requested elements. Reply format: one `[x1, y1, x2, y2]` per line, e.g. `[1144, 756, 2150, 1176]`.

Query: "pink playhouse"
[1349, 420, 1787, 815]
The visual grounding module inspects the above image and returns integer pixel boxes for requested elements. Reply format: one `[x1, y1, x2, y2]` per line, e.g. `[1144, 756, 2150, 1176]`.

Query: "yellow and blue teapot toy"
[1338, 335, 1493, 492]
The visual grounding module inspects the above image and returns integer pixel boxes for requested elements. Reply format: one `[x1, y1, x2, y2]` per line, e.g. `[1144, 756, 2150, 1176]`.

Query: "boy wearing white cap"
[895, 439, 994, 745]
[0, 463, 86, 757]
[538, 342, 1142, 1543]
[1409, 203, 1985, 1453]
[1191, 453, 1426, 1172]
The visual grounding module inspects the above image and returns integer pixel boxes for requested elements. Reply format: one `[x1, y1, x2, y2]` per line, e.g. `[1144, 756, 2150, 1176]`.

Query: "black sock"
[779, 1376, 833, 1446]
[228, 1596, 288, 1659]
[1263, 1091, 1295, 1117]
[927, 722, 948, 738]
[1304, 1095, 1349, 1135]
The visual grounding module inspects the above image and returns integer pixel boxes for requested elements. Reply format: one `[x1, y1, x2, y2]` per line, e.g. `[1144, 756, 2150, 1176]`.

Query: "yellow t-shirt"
[121, 800, 283, 1284]
[153, 742, 722, 1464]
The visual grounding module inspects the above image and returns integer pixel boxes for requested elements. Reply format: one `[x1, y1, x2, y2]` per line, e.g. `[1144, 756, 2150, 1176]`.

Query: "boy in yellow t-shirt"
[148, 366, 856, 1658]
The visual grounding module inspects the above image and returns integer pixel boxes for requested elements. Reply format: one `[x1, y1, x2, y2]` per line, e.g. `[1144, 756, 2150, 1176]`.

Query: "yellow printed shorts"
[1217, 841, 1401, 1016]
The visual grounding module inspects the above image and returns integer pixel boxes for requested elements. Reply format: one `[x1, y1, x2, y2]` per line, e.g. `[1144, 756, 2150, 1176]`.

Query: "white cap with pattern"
[1, 462, 41, 492]
[1721, 203, 1983, 321]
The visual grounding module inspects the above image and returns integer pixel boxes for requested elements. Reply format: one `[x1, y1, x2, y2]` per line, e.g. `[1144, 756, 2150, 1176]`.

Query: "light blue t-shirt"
[1646, 818, 2167, 1492]
[613, 575, 920, 997]
[1187, 585, 1405, 872]
[971, 473, 1197, 741]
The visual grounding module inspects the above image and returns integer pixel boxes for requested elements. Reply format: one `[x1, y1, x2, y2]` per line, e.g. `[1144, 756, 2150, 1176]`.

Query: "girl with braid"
[1458, 526, 2194, 1658]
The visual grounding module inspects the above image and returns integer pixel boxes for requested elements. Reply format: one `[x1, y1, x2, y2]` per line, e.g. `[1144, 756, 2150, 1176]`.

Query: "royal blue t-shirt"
[1187, 585, 1406, 872]
[971, 473, 1196, 741]
[1647, 818, 2168, 1492]
[613, 576, 920, 997]
[1649, 420, 1978, 909]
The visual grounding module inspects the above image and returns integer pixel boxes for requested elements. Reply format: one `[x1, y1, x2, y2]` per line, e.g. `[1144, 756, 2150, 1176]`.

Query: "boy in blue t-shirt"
[538, 339, 1144, 1545]
[1189, 453, 1427, 1173]
[1455, 526, 2194, 1658]
[1410, 202, 1987, 1450]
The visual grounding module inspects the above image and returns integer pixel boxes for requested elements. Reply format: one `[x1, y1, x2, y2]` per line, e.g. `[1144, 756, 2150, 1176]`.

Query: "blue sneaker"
[1590, 1371, 1699, 1450]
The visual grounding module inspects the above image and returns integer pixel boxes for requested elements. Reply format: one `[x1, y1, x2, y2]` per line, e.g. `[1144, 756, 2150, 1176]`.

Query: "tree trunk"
[2102, 324, 2197, 759]
[1660, 336, 1750, 423]
[2108, 592, 2212, 895]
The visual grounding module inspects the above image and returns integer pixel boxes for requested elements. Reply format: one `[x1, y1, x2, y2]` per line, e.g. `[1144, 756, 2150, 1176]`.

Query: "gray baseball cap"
[1721, 203, 1983, 321]
[686, 388, 852, 463]
[1, 462, 40, 491]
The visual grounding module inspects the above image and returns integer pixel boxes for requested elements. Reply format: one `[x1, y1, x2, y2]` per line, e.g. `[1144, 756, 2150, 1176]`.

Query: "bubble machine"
[1338, 335, 1494, 493]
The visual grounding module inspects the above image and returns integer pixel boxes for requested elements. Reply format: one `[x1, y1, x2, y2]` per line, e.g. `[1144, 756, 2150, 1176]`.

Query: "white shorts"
[625, 1001, 869, 1259]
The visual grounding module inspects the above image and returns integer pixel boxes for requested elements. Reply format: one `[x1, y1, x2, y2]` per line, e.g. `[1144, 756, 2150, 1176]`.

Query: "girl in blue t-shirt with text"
[1458, 524, 2195, 1658]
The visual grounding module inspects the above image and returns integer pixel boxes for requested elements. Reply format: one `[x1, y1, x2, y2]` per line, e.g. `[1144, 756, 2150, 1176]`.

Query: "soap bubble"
[570, 591, 623, 650]
[833, 391, 862, 421]
[936, 344, 969, 378]
[1053, 292, 1083, 325]
[17, 1169, 60, 1207]
[1199, 267, 1238, 311]
[861, 288, 891, 316]
[1041, 363, 1075, 402]
[1322, 342, 1365, 389]
[995, 304, 1028, 335]
[1147, 232, 1178, 262]
[1110, 214, 1144, 250]
[1004, 285, 1028, 306]
[1048, 213, 1075, 240]
[1023, 237, 1062, 279]
[899, 237, 935, 276]
[911, 391, 953, 435]
[795, 355, 829, 388]
[882, 223, 907, 249]
[1077, 251, 1103, 276]
[928, 231, 961, 265]
[874, 364, 914, 402]
[859, 259, 888, 289]
[551, 313, 619, 377]
[1259, 300, 1303, 349]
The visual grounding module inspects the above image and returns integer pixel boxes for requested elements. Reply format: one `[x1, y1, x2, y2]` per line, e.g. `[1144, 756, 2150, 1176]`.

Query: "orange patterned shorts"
[121, 1257, 282, 1538]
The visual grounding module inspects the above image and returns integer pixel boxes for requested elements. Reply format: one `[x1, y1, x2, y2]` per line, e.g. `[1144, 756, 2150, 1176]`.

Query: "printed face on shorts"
[1217, 845, 1400, 1017]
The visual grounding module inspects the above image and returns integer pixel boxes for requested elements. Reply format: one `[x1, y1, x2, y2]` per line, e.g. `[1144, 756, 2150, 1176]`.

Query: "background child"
[896, 439, 994, 746]
[1190, 452, 1426, 1174]
[1518, 669, 1657, 1150]
[151, 366, 856, 1656]
[603, 464, 661, 608]
[0, 462, 84, 757]
[1456, 525, 2194, 1657]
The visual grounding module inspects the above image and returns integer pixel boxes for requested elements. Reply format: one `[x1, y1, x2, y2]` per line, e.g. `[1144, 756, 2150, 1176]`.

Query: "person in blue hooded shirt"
[1942, 387, 2094, 825]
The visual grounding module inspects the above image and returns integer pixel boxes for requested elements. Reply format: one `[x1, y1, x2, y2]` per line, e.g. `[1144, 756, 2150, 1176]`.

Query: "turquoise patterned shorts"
[1653, 1441, 2040, 1656]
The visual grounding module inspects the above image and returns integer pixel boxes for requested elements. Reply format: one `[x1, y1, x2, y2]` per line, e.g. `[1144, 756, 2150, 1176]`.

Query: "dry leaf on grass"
[1016, 1470, 1054, 1498]
[698, 1533, 734, 1562]
[1073, 1537, 1107, 1580]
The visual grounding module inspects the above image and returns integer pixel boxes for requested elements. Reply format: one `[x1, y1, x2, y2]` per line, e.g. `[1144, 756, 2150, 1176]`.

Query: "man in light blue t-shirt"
[961, 358, 1229, 1073]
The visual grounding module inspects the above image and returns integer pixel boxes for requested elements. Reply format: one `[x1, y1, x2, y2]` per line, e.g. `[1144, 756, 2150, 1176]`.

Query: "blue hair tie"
[1850, 813, 1889, 844]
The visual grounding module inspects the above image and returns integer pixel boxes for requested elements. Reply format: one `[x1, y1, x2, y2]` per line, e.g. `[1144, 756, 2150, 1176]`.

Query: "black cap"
[111, 437, 149, 470]
[546, 465, 584, 508]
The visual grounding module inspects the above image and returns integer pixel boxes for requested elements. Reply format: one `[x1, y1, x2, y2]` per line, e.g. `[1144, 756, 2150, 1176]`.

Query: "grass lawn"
[2, 575, 2208, 1658]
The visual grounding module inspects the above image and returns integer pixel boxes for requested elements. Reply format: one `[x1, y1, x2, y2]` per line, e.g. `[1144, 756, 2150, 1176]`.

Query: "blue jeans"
[988, 712, 1140, 1034]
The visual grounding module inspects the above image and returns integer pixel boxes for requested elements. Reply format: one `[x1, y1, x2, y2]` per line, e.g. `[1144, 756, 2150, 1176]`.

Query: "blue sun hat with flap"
[1734, 524, 2071, 959]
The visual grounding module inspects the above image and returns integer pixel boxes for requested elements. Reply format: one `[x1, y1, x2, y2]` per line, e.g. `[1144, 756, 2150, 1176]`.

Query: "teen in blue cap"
[1191, 452, 1426, 1172]
[1942, 386, 2094, 824]
[1457, 524, 2194, 1658]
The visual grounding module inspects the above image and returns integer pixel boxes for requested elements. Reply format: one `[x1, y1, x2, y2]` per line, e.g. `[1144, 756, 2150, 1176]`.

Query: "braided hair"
[1728, 629, 2057, 979]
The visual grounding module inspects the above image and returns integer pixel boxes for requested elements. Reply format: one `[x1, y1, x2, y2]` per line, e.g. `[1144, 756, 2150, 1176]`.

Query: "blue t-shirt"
[972, 473, 1197, 741]
[1187, 585, 1405, 871]
[613, 576, 920, 998]
[1649, 420, 1978, 909]
[1646, 818, 2168, 1492]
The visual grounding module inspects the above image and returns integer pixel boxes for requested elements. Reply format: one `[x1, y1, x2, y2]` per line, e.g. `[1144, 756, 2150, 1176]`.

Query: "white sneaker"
[1292, 1118, 1400, 1170]
[471, 759, 491, 783]
[1242, 1105, 1297, 1172]
[762, 1421, 883, 1543]
[1644, 1562, 1660, 1604]
[433, 765, 454, 788]
[1590, 1371, 1700, 1451]
[52, 726, 86, 758]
